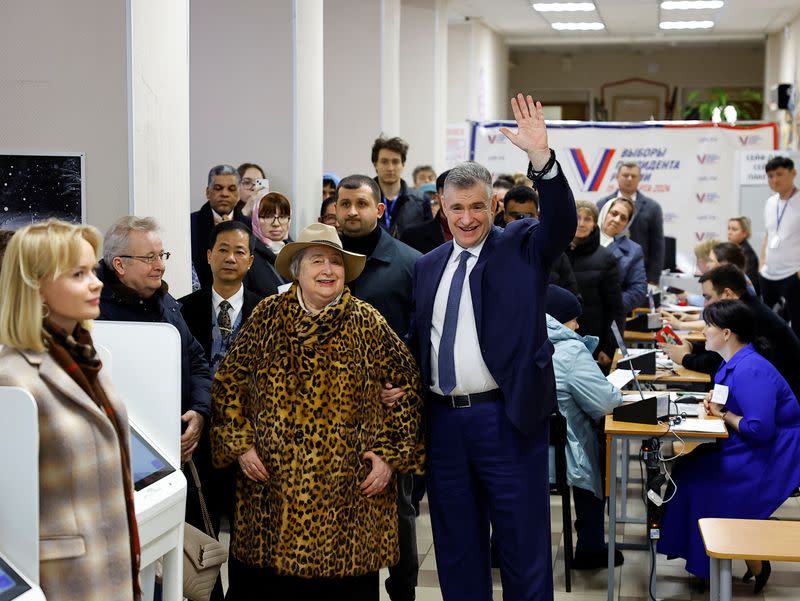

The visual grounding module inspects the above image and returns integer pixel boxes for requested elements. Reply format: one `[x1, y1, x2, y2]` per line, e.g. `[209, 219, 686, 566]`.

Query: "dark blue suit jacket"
[407, 165, 576, 434]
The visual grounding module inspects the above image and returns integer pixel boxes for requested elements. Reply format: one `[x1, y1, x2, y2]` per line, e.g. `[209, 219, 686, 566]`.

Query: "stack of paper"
[670, 418, 726, 433]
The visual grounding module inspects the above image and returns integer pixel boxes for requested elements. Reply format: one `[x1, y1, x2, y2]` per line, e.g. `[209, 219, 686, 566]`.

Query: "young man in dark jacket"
[372, 135, 431, 238]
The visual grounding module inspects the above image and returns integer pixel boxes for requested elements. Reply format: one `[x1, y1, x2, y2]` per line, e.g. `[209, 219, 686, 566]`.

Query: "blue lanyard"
[384, 196, 398, 227]
[776, 187, 796, 233]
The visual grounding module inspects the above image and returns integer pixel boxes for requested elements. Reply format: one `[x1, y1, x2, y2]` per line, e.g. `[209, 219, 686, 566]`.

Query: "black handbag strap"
[186, 459, 217, 539]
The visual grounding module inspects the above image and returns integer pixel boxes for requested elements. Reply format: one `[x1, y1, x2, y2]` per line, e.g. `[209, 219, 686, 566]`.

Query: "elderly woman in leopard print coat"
[211, 223, 423, 601]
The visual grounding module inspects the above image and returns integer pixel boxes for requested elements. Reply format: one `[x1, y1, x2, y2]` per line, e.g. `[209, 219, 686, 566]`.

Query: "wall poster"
[0, 153, 85, 229]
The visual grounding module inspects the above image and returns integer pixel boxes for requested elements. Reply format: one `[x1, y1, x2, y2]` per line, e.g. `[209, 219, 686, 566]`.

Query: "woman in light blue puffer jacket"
[545, 285, 624, 569]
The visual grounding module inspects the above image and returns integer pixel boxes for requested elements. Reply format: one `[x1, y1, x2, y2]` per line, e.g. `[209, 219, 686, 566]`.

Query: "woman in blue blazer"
[658, 300, 800, 592]
[599, 196, 647, 313]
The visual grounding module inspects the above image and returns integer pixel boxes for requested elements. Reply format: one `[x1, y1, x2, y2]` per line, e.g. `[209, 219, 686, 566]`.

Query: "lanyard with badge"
[770, 187, 797, 249]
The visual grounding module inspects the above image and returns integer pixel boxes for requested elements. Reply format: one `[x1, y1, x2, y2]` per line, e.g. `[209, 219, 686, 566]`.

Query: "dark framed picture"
[0, 153, 85, 229]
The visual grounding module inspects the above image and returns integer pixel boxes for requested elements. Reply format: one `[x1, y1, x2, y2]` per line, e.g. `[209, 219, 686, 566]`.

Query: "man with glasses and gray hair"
[191, 164, 251, 290]
[97, 216, 219, 594]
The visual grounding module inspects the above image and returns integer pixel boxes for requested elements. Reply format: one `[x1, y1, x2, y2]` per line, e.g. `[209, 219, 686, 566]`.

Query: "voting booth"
[0, 388, 45, 601]
[93, 321, 186, 601]
[0, 321, 186, 601]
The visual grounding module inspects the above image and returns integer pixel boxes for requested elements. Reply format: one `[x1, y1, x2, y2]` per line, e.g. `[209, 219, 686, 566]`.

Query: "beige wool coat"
[0, 346, 136, 601]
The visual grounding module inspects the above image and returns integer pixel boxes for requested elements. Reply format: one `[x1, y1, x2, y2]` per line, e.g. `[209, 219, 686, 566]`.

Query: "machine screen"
[130, 427, 176, 492]
[0, 556, 31, 600]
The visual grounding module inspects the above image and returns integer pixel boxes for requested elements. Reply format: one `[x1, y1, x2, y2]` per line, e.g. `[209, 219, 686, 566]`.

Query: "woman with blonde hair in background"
[0, 219, 140, 601]
[727, 215, 760, 296]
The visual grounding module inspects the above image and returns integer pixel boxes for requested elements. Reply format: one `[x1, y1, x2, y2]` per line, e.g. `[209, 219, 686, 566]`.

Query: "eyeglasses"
[118, 251, 171, 264]
[260, 213, 290, 225]
[240, 178, 256, 189]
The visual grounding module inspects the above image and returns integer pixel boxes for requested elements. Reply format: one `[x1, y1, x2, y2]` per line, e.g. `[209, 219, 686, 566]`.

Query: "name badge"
[712, 383, 729, 406]
[769, 234, 781, 249]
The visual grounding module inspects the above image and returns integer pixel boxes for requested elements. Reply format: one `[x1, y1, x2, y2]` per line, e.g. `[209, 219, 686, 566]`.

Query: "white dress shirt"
[761, 188, 800, 280]
[429, 237, 498, 395]
[211, 285, 244, 326]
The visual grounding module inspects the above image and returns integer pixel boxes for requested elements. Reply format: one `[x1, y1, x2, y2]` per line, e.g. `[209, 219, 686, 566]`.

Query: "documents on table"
[661, 303, 703, 313]
[608, 369, 639, 390]
[670, 418, 726, 433]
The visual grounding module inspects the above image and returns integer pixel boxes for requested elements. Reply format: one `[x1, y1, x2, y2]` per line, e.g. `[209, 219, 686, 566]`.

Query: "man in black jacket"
[97, 216, 220, 594]
[372, 135, 431, 238]
[191, 164, 251, 290]
[336, 173, 421, 601]
[662, 264, 800, 397]
[502, 185, 581, 300]
[400, 169, 451, 255]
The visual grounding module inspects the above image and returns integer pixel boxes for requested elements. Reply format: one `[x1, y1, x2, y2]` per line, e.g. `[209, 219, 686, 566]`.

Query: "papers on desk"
[607, 369, 639, 390]
[661, 303, 702, 313]
[670, 418, 726, 434]
[622, 348, 657, 358]
[675, 402, 700, 416]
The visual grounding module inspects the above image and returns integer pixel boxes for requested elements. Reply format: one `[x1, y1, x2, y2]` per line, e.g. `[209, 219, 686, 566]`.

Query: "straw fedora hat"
[275, 223, 366, 283]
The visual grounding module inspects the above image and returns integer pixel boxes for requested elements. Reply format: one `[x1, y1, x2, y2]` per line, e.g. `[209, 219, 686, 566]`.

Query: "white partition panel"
[92, 321, 182, 468]
[0, 387, 39, 583]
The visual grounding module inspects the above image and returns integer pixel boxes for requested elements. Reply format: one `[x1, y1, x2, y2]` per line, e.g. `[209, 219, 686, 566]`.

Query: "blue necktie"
[438, 250, 471, 395]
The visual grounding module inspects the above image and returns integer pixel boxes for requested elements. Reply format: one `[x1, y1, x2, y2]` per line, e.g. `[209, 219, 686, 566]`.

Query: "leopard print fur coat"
[210, 284, 424, 578]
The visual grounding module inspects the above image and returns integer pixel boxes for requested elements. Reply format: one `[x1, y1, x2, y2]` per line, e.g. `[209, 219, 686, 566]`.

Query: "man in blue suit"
[404, 95, 576, 600]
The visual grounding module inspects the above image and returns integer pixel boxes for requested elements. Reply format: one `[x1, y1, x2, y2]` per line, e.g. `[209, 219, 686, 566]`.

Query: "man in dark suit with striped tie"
[180, 220, 261, 601]
[402, 94, 576, 601]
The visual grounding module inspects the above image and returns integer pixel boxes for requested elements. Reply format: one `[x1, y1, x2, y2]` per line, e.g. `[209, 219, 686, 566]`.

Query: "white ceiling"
[448, 0, 800, 46]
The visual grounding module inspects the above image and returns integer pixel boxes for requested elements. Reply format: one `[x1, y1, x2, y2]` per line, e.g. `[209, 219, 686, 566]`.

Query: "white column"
[129, 0, 192, 296]
[399, 0, 448, 173]
[323, 0, 402, 177]
[190, 0, 323, 238]
[293, 1, 324, 235]
[447, 19, 510, 125]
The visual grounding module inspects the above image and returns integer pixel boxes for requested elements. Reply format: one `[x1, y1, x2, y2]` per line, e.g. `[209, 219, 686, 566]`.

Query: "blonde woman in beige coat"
[0, 220, 140, 601]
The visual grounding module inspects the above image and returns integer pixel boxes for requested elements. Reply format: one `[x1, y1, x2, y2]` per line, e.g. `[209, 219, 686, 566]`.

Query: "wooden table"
[611, 349, 711, 386]
[604, 414, 728, 601]
[699, 518, 800, 601]
[623, 328, 705, 344]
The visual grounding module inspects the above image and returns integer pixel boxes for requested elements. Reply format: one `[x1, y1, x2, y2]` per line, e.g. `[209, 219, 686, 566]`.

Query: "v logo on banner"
[568, 148, 616, 192]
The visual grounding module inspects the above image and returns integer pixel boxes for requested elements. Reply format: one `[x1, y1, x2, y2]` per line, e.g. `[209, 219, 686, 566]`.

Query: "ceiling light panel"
[532, 2, 596, 11]
[659, 20, 715, 29]
[660, 1, 724, 9]
[551, 21, 605, 30]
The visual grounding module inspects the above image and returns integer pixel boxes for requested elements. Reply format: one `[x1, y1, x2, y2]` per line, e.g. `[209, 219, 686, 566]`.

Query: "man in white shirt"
[760, 155, 800, 337]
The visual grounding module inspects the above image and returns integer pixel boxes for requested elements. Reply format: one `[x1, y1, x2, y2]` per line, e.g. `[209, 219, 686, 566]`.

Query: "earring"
[42, 303, 50, 319]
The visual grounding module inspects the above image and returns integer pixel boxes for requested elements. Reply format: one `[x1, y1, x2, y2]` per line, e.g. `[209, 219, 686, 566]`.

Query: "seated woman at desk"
[0, 220, 140, 600]
[545, 285, 624, 568]
[658, 299, 800, 592]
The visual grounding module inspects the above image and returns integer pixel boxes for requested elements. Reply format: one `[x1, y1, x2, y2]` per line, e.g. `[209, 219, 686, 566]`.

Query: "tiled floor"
[221, 460, 800, 600]
[378, 465, 800, 601]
